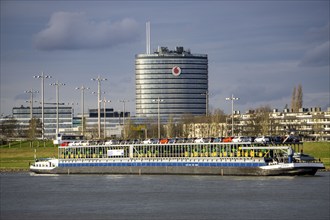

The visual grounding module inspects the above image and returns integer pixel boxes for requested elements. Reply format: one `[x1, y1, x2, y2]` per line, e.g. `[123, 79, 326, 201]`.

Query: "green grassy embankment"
[0, 140, 57, 171]
[0, 141, 329, 171]
[302, 142, 330, 170]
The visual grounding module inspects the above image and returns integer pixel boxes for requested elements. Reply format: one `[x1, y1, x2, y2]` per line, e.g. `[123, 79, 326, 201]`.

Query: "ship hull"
[30, 164, 323, 176]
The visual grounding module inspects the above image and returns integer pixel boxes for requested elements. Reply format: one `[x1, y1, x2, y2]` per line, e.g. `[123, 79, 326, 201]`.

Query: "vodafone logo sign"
[172, 66, 181, 76]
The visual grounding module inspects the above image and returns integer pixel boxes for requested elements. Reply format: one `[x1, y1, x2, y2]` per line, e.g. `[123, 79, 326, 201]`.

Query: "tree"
[88, 125, 99, 139]
[211, 109, 226, 123]
[291, 84, 303, 112]
[296, 84, 303, 110]
[0, 117, 19, 139]
[245, 105, 272, 136]
[209, 109, 226, 137]
[291, 86, 297, 112]
[27, 118, 42, 139]
[180, 114, 195, 138]
[166, 116, 175, 138]
[256, 106, 272, 135]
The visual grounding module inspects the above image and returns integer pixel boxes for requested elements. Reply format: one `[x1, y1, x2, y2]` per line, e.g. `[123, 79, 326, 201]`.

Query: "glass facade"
[12, 106, 73, 138]
[136, 46, 208, 117]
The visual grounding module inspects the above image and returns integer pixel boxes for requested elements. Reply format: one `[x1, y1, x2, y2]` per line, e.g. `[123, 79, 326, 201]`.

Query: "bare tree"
[291, 84, 303, 112]
[296, 84, 303, 110]
[211, 109, 226, 123]
[291, 86, 297, 112]
[257, 106, 272, 135]
[166, 116, 174, 138]
[165, 115, 184, 138]
[27, 118, 42, 139]
[209, 109, 226, 137]
[87, 125, 99, 140]
[180, 114, 194, 138]
[244, 106, 272, 136]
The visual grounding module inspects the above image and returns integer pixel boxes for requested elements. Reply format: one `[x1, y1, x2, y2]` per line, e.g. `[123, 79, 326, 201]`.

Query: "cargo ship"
[29, 142, 325, 176]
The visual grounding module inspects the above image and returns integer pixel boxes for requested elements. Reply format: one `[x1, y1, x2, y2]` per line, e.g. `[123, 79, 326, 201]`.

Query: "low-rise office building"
[11, 105, 73, 139]
[8, 106, 129, 139]
[83, 108, 130, 139]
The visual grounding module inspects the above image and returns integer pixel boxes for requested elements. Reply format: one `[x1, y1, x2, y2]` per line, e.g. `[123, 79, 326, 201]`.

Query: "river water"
[1, 172, 329, 220]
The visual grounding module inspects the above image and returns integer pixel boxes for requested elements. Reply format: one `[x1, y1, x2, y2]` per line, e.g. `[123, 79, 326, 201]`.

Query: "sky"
[1, 0, 329, 117]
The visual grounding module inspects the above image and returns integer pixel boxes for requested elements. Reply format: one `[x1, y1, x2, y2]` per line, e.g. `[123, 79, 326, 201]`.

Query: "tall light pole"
[225, 94, 239, 137]
[91, 76, 107, 139]
[25, 89, 39, 120]
[119, 100, 129, 139]
[50, 81, 65, 138]
[201, 90, 210, 116]
[101, 98, 111, 139]
[34, 72, 52, 139]
[76, 85, 90, 136]
[152, 97, 164, 139]
[25, 100, 39, 120]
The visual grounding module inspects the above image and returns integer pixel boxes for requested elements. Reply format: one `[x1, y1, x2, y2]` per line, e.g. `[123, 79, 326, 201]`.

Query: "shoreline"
[0, 168, 29, 173]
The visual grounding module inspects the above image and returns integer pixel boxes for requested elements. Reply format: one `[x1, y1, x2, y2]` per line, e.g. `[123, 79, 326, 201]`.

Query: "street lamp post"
[91, 76, 107, 139]
[76, 85, 90, 136]
[34, 72, 52, 139]
[152, 97, 164, 139]
[50, 81, 65, 138]
[25, 89, 39, 120]
[119, 100, 129, 139]
[225, 94, 239, 137]
[25, 100, 39, 122]
[101, 98, 111, 139]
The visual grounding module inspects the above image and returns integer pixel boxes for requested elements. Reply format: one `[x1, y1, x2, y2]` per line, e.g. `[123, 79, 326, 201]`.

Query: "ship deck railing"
[57, 142, 304, 163]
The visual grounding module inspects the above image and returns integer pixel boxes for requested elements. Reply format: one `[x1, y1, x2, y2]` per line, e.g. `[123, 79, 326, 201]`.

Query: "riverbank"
[1, 141, 329, 171]
[0, 140, 57, 172]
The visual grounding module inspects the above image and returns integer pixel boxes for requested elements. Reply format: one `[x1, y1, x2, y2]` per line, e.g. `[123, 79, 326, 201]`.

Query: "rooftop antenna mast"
[146, 21, 151, 54]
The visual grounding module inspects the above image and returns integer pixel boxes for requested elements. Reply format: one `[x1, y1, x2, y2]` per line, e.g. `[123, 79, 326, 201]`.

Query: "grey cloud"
[299, 41, 329, 67]
[34, 11, 140, 51]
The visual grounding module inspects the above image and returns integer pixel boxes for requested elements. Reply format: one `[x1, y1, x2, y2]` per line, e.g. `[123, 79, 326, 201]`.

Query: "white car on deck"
[254, 136, 270, 144]
[232, 136, 250, 142]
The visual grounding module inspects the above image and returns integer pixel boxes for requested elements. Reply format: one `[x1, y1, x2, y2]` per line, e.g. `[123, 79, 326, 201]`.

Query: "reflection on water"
[1, 172, 329, 220]
[29, 173, 60, 177]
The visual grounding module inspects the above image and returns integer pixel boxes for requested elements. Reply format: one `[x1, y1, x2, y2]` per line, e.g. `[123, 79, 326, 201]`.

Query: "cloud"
[299, 41, 329, 67]
[34, 11, 140, 51]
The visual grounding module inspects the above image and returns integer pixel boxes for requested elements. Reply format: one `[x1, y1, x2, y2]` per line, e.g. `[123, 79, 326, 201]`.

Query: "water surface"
[1, 172, 329, 220]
